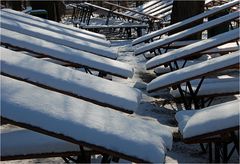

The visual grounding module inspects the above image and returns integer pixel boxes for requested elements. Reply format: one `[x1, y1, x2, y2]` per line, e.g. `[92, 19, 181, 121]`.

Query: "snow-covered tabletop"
[147, 51, 239, 92]
[1, 47, 141, 113]
[1, 17, 117, 59]
[175, 100, 239, 139]
[146, 28, 239, 70]
[1, 76, 172, 163]
[1, 28, 134, 79]
[2, 9, 107, 41]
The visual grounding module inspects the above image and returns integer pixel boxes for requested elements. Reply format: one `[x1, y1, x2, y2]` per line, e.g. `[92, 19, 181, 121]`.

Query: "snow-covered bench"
[135, 11, 239, 56]
[0, 16, 117, 59]
[2, 9, 108, 42]
[153, 42, 239, 74]
[1, 76, 172, 163]
[147, 51, 239, 108]
[175, 100, 239, 162]
[150, 4, 172, 17]
[133, 0, 171, 17]
[80, 23, 149, 38]
[170, 77, 239, 98]
[0, 28, 133, 79]
[132, 0, 239, 46]
[170, 77, 239, 107]
[103, 1, 160, 21]
[145, 1, 172, 18]
[1, 127, 84, 161]
[83, 2, 146, 23]
[125, 0, 164, 16]
[146, 28, 239, 70]
[1, 47, 141, 114]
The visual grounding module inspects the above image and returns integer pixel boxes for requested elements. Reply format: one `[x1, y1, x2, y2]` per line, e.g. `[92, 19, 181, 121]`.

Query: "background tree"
[169, 0, 205, 40]
[29, 0, 65, 22]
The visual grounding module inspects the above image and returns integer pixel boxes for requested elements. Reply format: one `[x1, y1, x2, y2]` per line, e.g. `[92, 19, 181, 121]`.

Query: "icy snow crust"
[1, 47, 141, 112]
[1, 76, 172, 163]
[175, 100, 239, 139]
[147, 51, 239, 92]
[0, 16, 117, 59]
[2, 9, 107, 40]
[0, 28, 134, 78]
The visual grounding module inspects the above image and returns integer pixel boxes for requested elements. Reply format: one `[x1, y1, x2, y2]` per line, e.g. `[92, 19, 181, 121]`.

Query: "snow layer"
[146, 28, 239, 70]
[1, 76, 172, 163]
[2, 9, 107, 40]
[170, 77, 239, 98]
[124, 0, 159, 15]
[1, 128, 80, 156]
[147, 51, 239, 92]
[0, 17, 117, 59]
[1, 47, 141, 112]
[175, 100, 239, 139]
[135, 11, 239, 55]
[0, 28, 134, 78]
[132, 0, 239, 46]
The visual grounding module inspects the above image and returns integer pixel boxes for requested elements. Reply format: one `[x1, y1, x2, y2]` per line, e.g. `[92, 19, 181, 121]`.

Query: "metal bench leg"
[214, 142, 220, 163]
[209, 142, 213, 163]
